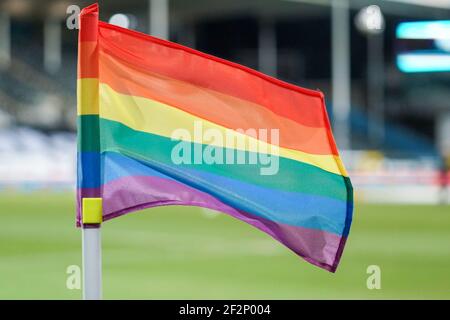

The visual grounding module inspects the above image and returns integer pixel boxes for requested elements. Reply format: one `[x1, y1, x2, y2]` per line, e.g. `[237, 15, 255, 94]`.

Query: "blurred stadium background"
[0, 0, 449, 299]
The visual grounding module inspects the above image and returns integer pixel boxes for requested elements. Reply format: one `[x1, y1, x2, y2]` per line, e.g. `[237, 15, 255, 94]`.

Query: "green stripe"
[79, 115, 350, 201]
[77, 115, 100, 151]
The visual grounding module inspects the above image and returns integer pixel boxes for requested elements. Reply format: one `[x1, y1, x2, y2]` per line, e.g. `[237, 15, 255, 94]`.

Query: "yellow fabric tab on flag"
[77, 78, 99, 115]
[82, 198, 103, 224]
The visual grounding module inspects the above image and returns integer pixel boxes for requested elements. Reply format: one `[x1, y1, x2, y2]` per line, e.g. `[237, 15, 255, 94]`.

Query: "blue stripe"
[77, 152, 101, 189]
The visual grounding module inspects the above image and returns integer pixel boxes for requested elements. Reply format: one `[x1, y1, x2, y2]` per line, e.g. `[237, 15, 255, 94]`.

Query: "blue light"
[397, 53, 450, 72]
[396, 21, 450, 40]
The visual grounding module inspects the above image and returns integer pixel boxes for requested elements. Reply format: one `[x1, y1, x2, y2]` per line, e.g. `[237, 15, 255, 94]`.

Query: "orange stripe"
[98, 22, 329, 129]
[98, 51, 337, 155]
[78, 41, 98, 78]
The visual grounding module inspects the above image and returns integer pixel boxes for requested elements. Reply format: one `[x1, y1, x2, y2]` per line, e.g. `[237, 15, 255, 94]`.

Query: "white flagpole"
[82, 227, 102, 300]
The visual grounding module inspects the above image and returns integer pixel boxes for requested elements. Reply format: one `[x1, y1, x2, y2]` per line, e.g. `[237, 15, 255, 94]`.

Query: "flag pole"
[78, 4, 102, 300]
[82, 227, 102, 299]
[81, 198, 103, 300]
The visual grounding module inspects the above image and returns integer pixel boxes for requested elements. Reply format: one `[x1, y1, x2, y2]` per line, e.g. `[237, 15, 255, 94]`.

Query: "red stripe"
[78, 4, 98, 42]
[98, 21, 328, 128]
[78, 4, 98, 78]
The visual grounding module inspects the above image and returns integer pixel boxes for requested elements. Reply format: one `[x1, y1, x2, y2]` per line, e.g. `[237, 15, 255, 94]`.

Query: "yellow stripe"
[77, 78, 99, 115]
[98, 83, 347, 176]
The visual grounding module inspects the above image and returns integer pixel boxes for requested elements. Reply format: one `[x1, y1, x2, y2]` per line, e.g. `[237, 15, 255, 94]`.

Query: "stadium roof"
[1, 0, 448, 21]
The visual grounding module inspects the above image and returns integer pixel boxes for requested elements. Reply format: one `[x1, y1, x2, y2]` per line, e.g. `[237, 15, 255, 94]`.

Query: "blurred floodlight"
[109, 14, 131, 29]
[109, 13, 138, 30]
[397, 53, 450, 73]
[355, 5, 385, 35]
[396, 21, 450, 39]
[396, 21, 450, 72]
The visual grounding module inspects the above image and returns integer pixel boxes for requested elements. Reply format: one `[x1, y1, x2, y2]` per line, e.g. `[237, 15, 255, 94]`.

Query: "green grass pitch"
[0, 192, 449, 299]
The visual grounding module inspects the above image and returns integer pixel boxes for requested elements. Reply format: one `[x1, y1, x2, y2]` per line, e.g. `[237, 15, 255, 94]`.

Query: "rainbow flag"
[77, 4, 353, 272]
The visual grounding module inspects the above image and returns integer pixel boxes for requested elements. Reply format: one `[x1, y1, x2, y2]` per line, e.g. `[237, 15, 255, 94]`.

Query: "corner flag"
[77, 3, 353, 273]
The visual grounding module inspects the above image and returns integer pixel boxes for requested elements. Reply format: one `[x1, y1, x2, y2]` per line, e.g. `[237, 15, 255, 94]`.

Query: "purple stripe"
[79, 175, 345, 271]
